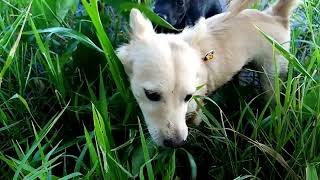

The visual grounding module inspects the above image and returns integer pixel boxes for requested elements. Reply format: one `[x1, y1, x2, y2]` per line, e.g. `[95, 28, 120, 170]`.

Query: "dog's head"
[153, 0, 190, 26]
[117, 9, 207, 147]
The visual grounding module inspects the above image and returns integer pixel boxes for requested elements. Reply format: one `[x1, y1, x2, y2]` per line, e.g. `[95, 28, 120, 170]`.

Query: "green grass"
[0, 0, 319, 179]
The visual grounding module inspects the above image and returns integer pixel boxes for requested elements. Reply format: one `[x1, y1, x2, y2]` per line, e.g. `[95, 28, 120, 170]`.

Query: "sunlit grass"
[0, 0, 319, 179]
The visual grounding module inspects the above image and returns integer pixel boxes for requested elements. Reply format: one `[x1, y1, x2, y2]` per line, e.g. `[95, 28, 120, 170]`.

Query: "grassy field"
[0, 0, 319, 179]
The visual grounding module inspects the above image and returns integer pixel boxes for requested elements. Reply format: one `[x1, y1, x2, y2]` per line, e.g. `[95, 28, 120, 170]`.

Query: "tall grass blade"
[13, 101, 70, 180]
[59, 172, 82, 180]
[82, 0, 130, 102]
[137, 117, 155, 180]
[180, 148, 197, 180]
[255, 25, 315, 81]
[9, 93, 35, 120]
[23, 27, 103, 53]
[226, 128, 301, 180]
[306, 163, 318, 180]
[0, 1, 32, 87]
[83, 125, 101, 176]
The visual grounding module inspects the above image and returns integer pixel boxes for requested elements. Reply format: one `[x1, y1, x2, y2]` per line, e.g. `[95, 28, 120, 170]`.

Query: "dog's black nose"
[163, 139, 186, 148]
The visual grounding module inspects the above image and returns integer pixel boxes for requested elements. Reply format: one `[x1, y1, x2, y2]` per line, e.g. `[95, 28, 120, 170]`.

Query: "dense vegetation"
[0, 0, 319, 179]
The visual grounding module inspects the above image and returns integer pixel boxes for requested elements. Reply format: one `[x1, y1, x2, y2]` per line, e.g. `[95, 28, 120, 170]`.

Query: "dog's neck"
[179, 29, 221, 94]
[180, 15, 251, 95]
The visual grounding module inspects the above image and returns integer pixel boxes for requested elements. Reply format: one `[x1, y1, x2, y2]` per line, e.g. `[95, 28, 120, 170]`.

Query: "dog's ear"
[181, 18, 207, 48]
[116, 45, 133, 77]
[130, 8, 154, 38]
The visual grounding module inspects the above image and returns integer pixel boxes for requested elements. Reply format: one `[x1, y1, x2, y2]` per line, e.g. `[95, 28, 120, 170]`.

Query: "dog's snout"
[163, 139, 186, 148]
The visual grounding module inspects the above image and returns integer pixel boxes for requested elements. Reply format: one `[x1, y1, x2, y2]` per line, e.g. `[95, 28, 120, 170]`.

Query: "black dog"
[154, 0, 227, 29]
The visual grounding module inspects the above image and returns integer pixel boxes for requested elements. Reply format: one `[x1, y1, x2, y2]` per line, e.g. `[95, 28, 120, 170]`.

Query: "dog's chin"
[147, 124, 189, 147]
[148, 129, 164, 146]
[147, 125, 164, 146]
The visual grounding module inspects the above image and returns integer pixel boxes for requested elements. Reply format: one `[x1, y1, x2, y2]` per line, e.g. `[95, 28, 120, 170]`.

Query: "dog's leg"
[186, 99, 203, 125]
[259, 55, 288, 102]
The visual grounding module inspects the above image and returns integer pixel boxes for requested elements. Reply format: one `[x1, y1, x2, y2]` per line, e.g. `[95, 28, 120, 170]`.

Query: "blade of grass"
[107, 153, 134, 178]
[255, 25, 315, 81]
[0, 121, 20, 132]
[83, 125, 101, 176]
[25, 155, 63, 179]
[119, 2, 179, 31]
[137, 117, 154, 180]
[180, 148, 197, 180]
[226, 128, 301, 180]
[59, 172, 82, 180]
[29, 17, 57, 79]
[31, 121, 46, 170]
[0, 1, 32, 87]
[9, 93, 35, 120]
[306, 163, 318, 180]
[138, 152, 159, 180]
[23, 27, 103, 53]
[73, 144, 88, 174]
[82, 0, 130, 102]
[91, 103, 110, 153]
[0, 11, 24, 49]
[13, 101, 70, 180]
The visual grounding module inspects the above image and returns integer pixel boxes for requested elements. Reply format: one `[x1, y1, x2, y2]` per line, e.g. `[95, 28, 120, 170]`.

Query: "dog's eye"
[144, 89, 161, 101]
[184, 94, 192, 102]
[176, 0, 184, 6]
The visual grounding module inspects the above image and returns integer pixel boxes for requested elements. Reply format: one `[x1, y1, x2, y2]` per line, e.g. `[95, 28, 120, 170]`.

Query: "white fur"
[116, 0, 298, 146]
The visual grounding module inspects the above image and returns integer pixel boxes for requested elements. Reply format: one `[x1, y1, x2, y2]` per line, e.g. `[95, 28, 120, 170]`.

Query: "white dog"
[116, 0, 299, 147]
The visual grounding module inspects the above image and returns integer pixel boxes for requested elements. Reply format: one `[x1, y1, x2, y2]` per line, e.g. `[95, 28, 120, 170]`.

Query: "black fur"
[154, 0, 227, 29]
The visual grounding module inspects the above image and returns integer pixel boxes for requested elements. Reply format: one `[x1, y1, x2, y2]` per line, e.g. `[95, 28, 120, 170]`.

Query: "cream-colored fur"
[116, 0, 299, 147]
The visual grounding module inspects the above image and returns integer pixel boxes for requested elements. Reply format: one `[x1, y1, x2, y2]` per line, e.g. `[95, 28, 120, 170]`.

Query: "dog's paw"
[186, 111, 202, 126]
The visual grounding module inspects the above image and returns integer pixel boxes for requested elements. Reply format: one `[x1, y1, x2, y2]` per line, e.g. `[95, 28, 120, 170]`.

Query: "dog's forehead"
[132, 34, 199, 91]
[170, 40, 199, 91]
